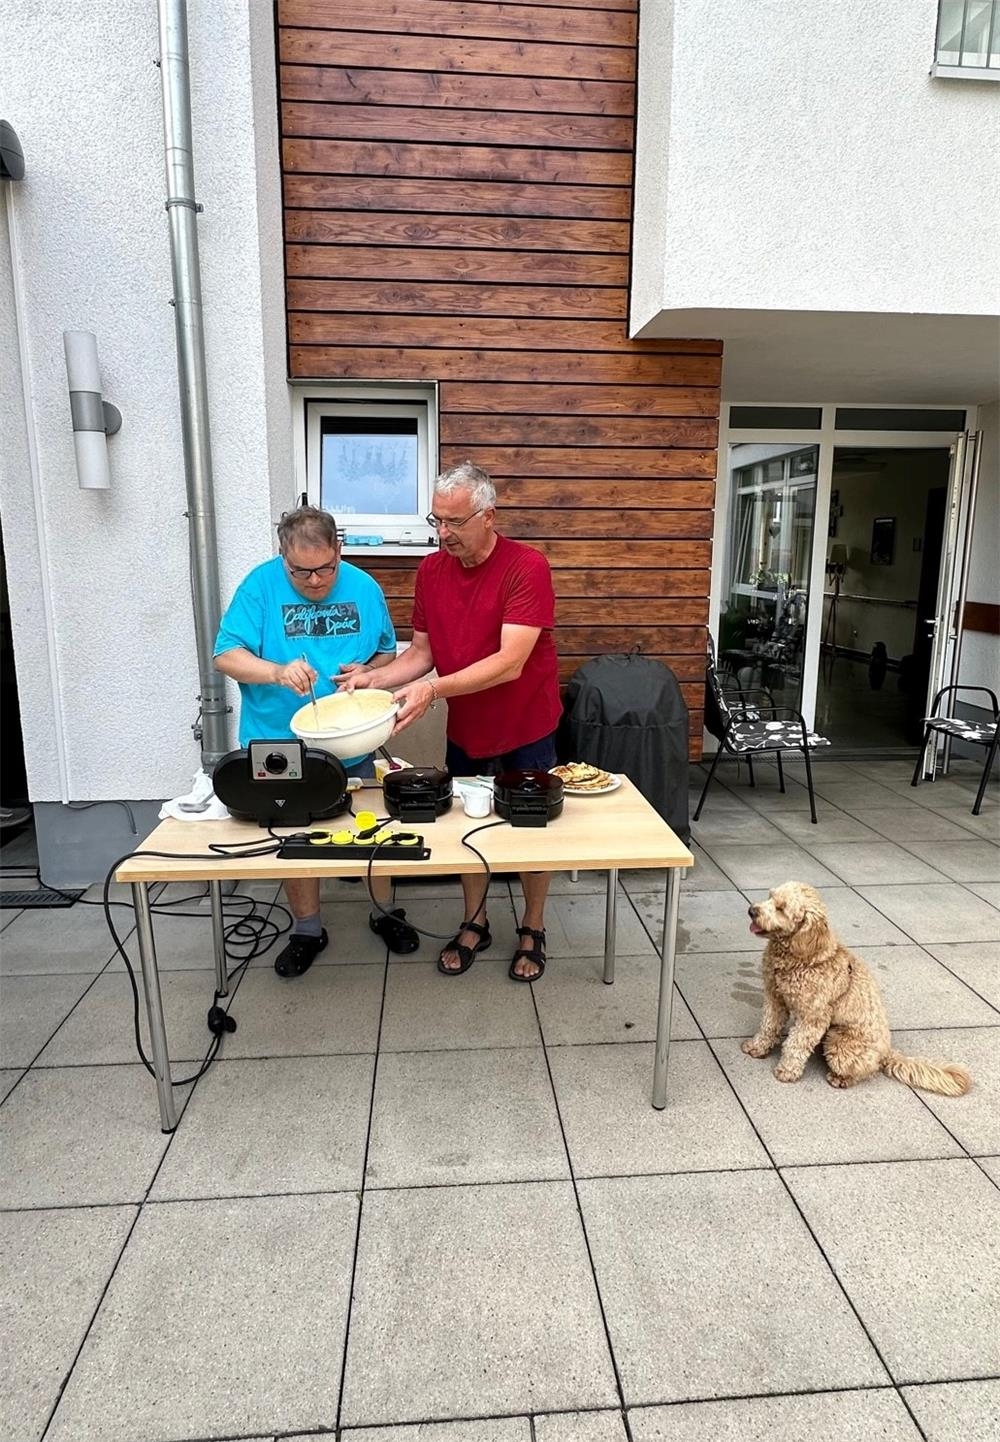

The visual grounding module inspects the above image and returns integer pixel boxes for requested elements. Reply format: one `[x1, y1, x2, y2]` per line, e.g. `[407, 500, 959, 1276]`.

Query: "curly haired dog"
[744, 882, 971, 1095]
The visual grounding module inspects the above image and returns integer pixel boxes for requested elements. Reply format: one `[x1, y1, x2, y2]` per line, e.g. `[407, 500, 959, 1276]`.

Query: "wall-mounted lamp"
[63, 330, 122, 490]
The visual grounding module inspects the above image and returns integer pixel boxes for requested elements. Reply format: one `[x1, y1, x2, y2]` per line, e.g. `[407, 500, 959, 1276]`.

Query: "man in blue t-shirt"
[214, 506, 418, 975]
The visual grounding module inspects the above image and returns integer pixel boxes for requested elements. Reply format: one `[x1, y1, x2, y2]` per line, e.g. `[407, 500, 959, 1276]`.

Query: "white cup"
[461, 785, 492, 819]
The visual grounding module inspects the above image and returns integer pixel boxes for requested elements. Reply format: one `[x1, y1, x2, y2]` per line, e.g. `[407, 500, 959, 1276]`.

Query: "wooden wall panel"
[278, 0, 718, 757]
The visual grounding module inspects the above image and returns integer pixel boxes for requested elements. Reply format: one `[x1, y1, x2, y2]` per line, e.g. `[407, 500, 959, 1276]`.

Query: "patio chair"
[910, 685, 1000, 816]
[694, 636, 830, 824]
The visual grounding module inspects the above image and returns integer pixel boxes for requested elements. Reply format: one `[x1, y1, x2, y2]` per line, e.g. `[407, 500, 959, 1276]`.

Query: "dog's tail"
[882, 1048, 971, 1096]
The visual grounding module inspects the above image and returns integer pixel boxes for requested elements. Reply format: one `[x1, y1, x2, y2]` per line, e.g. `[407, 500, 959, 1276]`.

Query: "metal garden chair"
[911, 685, 999, 816]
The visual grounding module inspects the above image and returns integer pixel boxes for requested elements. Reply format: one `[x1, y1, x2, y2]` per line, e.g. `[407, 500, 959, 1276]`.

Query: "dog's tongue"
[749, 920, 763, 935]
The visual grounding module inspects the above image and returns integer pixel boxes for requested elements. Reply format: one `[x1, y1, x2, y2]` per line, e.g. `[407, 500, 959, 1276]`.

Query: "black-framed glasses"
[285, 561, 338, 580]
[425, 509, 484, 532]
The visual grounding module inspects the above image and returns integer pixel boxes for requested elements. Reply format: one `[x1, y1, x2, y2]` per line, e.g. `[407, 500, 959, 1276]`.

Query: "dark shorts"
[445, 731, 558, 777]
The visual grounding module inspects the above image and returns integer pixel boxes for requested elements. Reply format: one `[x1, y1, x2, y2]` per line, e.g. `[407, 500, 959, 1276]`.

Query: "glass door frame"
[712, 403, 978, 734]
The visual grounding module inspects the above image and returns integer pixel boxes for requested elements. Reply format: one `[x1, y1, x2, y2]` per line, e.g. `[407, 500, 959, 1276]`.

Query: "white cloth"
[159, 767, 231, 822]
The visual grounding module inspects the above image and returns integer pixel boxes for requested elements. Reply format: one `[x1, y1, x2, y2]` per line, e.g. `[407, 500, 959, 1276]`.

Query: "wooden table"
[116, 779, 693, 1130]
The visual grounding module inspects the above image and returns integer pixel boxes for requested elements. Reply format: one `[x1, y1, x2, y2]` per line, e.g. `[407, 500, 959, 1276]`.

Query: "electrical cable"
[364, 816, 508, 940]
[100, 842, 287, 1087]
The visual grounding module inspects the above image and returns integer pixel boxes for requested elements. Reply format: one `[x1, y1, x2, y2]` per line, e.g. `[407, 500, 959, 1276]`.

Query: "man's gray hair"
[434, 461, 496, 512]
[276, 505, 339, 552]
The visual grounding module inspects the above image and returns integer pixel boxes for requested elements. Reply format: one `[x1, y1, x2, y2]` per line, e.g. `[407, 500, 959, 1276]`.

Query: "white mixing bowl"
[290, 689, 399, 761]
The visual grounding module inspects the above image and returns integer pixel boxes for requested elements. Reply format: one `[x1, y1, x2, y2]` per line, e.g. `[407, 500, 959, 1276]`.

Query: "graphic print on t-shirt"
[283, 601, 361, 638]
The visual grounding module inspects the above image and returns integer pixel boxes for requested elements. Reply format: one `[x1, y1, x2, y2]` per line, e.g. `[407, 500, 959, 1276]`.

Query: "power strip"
[277, 838, 431, 861]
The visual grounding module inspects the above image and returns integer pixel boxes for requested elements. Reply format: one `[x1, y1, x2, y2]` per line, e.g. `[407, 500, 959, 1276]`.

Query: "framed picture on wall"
[870, 516, 896, 565]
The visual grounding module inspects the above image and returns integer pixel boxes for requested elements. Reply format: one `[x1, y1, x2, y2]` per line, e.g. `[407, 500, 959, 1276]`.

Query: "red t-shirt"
[412, 534, 562, 758]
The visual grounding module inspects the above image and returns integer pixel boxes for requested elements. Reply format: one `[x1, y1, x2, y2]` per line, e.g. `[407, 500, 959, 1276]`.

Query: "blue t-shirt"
[214, 556, 396, 757]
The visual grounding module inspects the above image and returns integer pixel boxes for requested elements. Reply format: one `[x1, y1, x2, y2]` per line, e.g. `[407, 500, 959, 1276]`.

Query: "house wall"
[632, 0, 1000, 328]
[277, 0, 721, 739]
[0, 0, 290, 802]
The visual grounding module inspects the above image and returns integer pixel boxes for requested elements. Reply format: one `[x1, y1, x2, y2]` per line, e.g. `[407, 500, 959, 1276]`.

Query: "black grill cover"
[559, 653, 690, 841]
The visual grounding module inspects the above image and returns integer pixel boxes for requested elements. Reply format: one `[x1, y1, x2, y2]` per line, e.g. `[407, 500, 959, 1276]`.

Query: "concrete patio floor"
[1, 758, 997, 1442]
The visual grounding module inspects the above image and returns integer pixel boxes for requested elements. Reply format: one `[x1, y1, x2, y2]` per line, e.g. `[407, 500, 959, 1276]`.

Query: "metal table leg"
[209, 880, 228, 996]
[603, 867, 618, 984]
[131, 881, 178, 1132]
[652, 868, 682, 1109]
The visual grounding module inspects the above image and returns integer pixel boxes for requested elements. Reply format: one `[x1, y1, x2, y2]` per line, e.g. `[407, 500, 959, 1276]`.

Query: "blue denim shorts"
[445, 731, 558, 777]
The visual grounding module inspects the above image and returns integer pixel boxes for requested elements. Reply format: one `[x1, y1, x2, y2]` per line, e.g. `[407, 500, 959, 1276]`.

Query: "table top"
[115, 777, 693, 884]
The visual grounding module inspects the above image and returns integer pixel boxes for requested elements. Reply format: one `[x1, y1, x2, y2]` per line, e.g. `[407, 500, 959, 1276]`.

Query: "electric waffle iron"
[213, 741, 349, 828]
[493, 769, 564, 827]
[383, 766, 453, 823]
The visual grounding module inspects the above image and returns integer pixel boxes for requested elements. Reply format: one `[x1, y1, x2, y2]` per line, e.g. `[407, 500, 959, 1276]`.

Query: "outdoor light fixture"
[63, 330, 122, 490]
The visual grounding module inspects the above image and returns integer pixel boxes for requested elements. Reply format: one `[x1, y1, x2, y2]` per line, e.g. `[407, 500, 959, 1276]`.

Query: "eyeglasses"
[286, 561, 338, 580]
[425, 509, 484, 532]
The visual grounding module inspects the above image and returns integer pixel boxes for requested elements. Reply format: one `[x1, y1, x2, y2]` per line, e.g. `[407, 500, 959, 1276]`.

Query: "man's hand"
[274, 658, 318, 696]
[391, 679, 437, 734]
[332, 662, 375, 692]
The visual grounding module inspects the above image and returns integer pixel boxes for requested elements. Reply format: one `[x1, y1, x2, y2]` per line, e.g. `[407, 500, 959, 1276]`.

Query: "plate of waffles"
[550, 762, 622, 796]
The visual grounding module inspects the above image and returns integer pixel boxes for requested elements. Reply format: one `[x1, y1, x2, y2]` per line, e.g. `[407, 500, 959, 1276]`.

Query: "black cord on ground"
[100, 843, 287, 1087]
[365, 817, 508, 941]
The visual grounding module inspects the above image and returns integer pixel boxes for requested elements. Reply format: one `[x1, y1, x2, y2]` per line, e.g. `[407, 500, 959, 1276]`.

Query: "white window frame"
[291, 382, 439, 557]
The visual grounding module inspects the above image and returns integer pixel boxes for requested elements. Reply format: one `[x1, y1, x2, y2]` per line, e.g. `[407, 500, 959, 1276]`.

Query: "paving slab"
[151, 1053, 373, 1199]
[532, 954, 698, 1045]
[922, 941, 1000, 1008]
[366, 1047, 568, 1188]
[628, 1388, 921, 1440]
[900, 838, 1000, 882]
[712, 1038, 961, 1166]
[550, 1040, 768, 1177]
[673, 950, 764, 1037]
[535, 1412, 627, 1442]
[380, 957, 541, 1052]
[45, 1193, 358, 1442]
[704, 842, 842, 890]
[900, 1379, 1000, 1442]
[578, 1171, 887, 1405]
[0, 904, 129, 975]
[0, 1068, 23, 1103]
[217, 960, 383, 1058]
[0, 1065, 185, 1207]
[0, 972, 93, 1067]
[804, 840, 945, 886]
[341, 1181, 618, 1425]
[848, 808, 980, 843]
[34, 968, 228, 1066]
[631, 889, 763, 955]
[340, 1423, 529, 1442]
[785, 1158, 1000, 1382]
[855, 883, 1000, 944]
[1, 1204, 136, 1442]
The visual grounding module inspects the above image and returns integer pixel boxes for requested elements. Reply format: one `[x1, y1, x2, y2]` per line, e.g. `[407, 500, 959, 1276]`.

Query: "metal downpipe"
[157, 0, 228, 768]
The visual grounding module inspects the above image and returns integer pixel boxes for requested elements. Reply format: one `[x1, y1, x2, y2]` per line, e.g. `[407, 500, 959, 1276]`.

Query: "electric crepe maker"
[382, 766, 453, 822]
[492, 769, 564, 827]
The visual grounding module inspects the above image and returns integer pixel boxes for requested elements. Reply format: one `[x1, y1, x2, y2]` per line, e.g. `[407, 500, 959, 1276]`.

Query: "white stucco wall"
[633, 0, 1000, 327]
[0, 0, 290, 801]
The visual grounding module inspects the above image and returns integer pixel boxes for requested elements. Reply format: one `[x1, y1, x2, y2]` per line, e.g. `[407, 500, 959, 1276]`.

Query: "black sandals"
[509, 926, 546, 982]
[437, 918, 492, 976]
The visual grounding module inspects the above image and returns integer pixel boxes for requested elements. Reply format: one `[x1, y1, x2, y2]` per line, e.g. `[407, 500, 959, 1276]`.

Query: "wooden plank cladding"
[277, 0, 718, 757]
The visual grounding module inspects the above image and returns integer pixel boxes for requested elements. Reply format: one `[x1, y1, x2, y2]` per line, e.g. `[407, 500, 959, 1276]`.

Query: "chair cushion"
[728, 719, 831, 752]
[924, 718, 999, 745]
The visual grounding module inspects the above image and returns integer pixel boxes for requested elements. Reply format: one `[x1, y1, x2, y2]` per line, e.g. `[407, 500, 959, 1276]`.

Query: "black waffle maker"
[383, 766, 453, 823]
[493, 769, 564, 827]
[213, 741, 349, 828]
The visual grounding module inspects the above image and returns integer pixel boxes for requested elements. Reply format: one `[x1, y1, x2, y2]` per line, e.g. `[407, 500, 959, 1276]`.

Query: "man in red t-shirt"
[337, 462, 561, 981]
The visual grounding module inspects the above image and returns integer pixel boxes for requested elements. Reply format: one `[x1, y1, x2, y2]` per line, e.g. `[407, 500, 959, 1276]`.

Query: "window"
[933, 0, 1000, 78]
[297, 385, 438, 554]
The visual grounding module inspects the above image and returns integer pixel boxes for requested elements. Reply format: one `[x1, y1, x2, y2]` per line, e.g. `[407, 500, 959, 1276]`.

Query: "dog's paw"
[742, 1038, 772, 1058]
[826, 1070, 856, 1088]
[773, 1064, 802, 1083]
